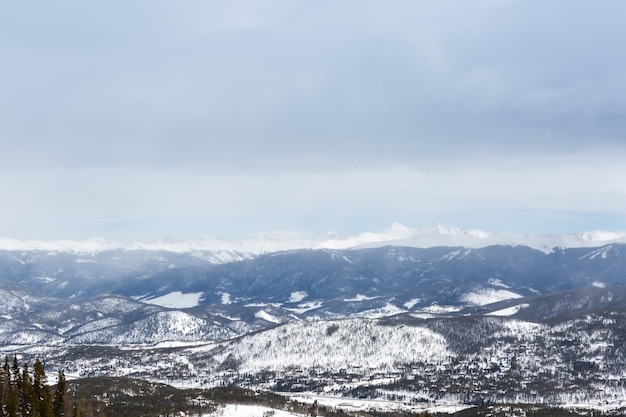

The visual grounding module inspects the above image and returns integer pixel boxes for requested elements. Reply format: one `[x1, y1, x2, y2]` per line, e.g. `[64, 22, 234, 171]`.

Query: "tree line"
[0, 356, 71, 417]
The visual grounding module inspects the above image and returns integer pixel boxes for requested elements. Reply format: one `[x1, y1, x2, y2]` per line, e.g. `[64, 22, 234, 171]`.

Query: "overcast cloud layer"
[1, 1, 625, 240]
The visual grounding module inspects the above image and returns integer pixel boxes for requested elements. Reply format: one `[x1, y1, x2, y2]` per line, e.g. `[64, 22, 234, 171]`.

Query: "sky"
[1, 0, 626, 241]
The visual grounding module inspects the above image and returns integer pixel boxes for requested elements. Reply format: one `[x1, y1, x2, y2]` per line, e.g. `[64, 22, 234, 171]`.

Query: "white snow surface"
[461, 289, 523, 306]
[284, 301, 323, 314]
[1, 223, 625, 257]
[203, 404, 303, 417]
[289, 291, 308, 303]
[141, 292, 203, 309]
[403, 298, 421, 309]
[290, 394, 473, 415]
[255, 310, 282, 324]
[487, 303, 530, 316]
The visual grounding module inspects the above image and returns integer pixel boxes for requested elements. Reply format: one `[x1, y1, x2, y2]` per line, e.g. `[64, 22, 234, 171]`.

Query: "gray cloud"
[1, 1, 625, 238]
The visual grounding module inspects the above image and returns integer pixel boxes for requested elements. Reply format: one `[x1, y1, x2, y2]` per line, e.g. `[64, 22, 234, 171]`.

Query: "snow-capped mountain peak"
[418, 222, 464, 235]
[381, 222, 415, 239]
[579, 230, 626, 242]
[1, 224, 626, 258]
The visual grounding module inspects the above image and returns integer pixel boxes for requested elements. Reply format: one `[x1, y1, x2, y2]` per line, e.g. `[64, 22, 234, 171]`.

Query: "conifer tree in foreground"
[0, 357, 73, 417]
[53, 371, 67, 417]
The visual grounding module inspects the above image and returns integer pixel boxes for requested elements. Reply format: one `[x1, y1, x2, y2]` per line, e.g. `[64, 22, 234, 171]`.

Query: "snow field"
[289, 393, 473, 414]
[203, 404, 303, 417]
[142, 292, 204, 308]
[486, 303, 529, 316]
[460, 288, 523, 306]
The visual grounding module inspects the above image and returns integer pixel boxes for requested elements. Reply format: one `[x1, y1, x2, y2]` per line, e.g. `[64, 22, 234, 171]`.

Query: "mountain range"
[2, 224, 626, 411]
[2, 222, 626, 255]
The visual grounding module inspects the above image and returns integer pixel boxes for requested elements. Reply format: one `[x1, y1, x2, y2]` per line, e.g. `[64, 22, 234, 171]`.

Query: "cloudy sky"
[1, 0, 626, 241]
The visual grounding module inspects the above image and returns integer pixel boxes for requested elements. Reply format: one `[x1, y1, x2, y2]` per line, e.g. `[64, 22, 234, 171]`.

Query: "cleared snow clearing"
[204, 404, 303, 417]
[403, 298, 420, 309]
[487, 303, 529, 316]
[255, 310, 281, 323]
[354, 302, 406, 318]
[461, 289, 523, 306]
[142, 292, 203, 308]
[284, 301, 323, 314]
[289, 291, 308, 303]
[417, 305, 461, 314]
[290, 393, 473, 415]
[343, 294, 377, 302]
[221, 292, 232, 304]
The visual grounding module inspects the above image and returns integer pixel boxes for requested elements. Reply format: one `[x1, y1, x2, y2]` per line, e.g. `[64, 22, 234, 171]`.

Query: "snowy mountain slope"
[2, 243, 626, 332]
[65, 310, 236, 345]
[0, 287, 286, 346]
[99, 243, 626, 311]
[461, 285, 626, 321]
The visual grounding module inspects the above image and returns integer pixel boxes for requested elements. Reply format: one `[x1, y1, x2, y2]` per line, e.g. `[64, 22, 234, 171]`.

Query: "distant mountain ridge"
[3, 232, 626, 410]
[2, 242, 626, 347]
[2, 223, 626, 256]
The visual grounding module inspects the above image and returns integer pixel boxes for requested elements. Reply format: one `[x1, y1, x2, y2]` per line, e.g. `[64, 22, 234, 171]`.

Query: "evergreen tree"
[40, 387, 52, 417]
[0, 356, 7, 414]
[20, 363, 32, 417]
[1, 360, 79, 417]
[73, 398, 83, 417]
[52, 371, 67, 417]
[11, 357, 20, 392]
[31, 359, 50, 417]
[5, 383, 18, 417]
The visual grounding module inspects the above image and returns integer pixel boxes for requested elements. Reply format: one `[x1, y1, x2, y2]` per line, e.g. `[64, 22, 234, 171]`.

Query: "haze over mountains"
[2, 223, 626, 342]
[1, 223, 626, 256]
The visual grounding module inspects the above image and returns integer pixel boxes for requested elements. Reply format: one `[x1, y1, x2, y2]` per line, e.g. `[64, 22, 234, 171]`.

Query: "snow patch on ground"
[290, 394, 473, 415]
[204, 404, 303, 417]
[289, 291, 308, 303]
[487, 278, 510, 289]
[148, 340, 209, 349]
[255, 310, 281, 324]
[354, 303, 405, 319]
[216, 313, 240, 321]
[461, 289, 523, 306]
[142, 292, 203, 309]
[487, 303, 529, 317]
[221, 293, 232, 305]
[403, 298, 420, 309]
[75, 258, 99, 264]
[417, 305, 462, 314]
[344, 294, 377, 302]
[284, 301, 323, 314]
